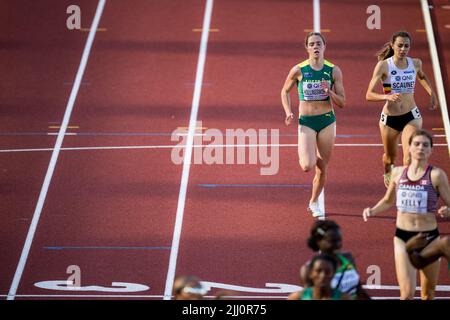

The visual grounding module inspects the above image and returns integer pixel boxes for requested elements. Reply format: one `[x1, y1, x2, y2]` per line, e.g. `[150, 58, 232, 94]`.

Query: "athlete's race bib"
[302, 81, 330, 101]
[332, 270, 359, 294]
[411, 107, 421, 119]
[390, 74, 415, 94]
[380, 112, 387, 125]
[396, 188, 428, 214]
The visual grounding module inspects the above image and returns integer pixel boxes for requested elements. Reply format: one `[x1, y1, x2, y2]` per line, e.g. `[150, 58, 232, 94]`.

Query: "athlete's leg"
[418, 237, 440, 300]
[310, 122, 335, 203]
[394, 237, 417, 299]
[379, 122, 401, 172]
[298, 125, 318, 172]
[379, 123, 401, 187]
[401, 118, 422, 166]
[440, 237, 450, 260]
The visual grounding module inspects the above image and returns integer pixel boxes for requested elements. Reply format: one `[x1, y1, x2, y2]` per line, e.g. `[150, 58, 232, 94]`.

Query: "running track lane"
[3, 0, 449, 300]
[321, 0, 449, 297]
[173, 0, 317, 299]
[173, 0, 450, 299]
[0, 0, 99, 296]
[4, 0, 205, 299]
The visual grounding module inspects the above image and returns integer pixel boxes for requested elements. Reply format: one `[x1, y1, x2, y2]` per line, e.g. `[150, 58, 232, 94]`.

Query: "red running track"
[0, 0, 449, 299]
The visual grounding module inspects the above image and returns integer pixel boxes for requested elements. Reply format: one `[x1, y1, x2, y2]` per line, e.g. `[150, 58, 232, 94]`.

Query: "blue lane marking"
[198, 184, 311, 188]
[44, 246, 172, 250]
[0, 132, 50, 136]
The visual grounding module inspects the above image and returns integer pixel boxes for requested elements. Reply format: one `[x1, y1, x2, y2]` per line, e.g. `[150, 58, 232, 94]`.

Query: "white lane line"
[0, 132, 444, 137]
[421, 0, 450, 156]
[1, 283, 449, 299]
[163, 0, 214, 300]
[6, 0, 106, 301]
[1, 143, 449, 154]
[0, 293, 448, 299]
[313, 0, 325, 219]
[313, 0, 320, 32]
[0, 295, 448, 299]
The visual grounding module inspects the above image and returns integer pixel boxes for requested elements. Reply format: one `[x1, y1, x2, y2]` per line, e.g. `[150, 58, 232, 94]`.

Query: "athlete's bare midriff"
[382, 93, 417, 116]
[299, 100, 333, 116]
[396, 212, 437, 231]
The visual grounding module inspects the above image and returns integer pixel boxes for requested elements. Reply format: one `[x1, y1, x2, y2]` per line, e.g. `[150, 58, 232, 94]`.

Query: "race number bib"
[390, 74, 415, 94]
[302, 81, 329, 100]
[380, 112, 387, 125]
[396, 189, 428, 214]
[411, 107, 421, 119]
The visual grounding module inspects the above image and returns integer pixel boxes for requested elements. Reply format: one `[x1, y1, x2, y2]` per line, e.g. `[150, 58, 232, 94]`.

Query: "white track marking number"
[66, 5, 81, 30]
[366, 5, 381, 30]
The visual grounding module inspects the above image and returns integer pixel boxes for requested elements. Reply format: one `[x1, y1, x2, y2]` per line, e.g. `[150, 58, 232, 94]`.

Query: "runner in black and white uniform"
[365, 31, 438, 188]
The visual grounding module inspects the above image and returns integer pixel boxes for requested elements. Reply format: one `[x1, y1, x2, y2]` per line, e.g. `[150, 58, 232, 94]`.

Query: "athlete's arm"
[406, 234, 449, 269]
[363, 167, 401, 221]
[281, 65, 301, 126]
[414, 58, 439, 110]
[432, 168, 450, 218]
[328, 65, 345, 108]
[365, 60, 401, 103]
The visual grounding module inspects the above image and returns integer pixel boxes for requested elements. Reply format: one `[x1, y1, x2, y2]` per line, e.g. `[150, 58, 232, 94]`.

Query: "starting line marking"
[0, 280, 446, 299]
[0, 294, 448, 299]
[34, 280, 149, 293]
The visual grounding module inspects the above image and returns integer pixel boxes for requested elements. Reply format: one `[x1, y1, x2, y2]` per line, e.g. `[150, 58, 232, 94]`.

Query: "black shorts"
[395, 227, 439, 252]
[380, 106, 422, 132]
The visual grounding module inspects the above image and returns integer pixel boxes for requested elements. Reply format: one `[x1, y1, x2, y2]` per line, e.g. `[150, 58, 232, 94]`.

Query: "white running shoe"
[308, 201, 324, 218]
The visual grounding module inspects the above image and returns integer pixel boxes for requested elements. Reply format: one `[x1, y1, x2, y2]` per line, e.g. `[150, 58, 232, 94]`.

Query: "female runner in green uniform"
[281, 32, 346, 217]
[298, 220, 370, 299]
[288, 254, 350, 300]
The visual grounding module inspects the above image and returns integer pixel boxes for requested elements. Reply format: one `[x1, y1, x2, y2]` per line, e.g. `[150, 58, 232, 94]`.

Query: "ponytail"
[376, 42, 394, 61]
[376, 30, 412, 61]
